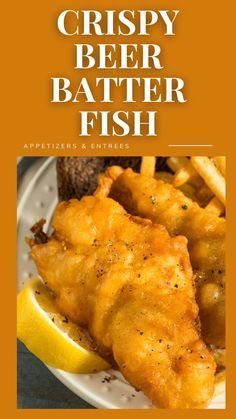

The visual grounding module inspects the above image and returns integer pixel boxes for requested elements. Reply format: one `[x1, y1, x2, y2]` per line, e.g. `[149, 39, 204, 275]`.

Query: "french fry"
[211, 156, 226, 177]
[140, 157, 156, 177]
[195, 184, 214, 207]
[178, 183, 197, 202]
[206, 197, 225, 217]
[172, 161, 198, 187]
[166, 156, 189, 172]
[155, 171, 173, 183]
[191, 156, 226, 205]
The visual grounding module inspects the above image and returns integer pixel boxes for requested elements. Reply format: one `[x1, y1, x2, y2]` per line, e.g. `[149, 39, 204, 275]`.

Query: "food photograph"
[17, 156, 226, 409]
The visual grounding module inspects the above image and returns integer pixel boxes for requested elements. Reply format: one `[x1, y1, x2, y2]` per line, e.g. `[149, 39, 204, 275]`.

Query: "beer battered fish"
[29, 196, 216, 408]
[101, 167, 225, 348]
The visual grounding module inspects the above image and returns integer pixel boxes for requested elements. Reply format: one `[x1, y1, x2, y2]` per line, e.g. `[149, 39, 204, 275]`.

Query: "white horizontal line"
[168, 144, 213, 147]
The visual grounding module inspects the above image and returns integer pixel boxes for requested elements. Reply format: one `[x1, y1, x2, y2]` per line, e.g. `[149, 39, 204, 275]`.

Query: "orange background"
[1, 0, 235, 418]
[2, 0, 234, 156]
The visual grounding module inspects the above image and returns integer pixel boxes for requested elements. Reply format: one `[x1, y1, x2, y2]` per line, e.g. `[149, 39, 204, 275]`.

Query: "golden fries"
[140, 157, 156, 177]
[144, 155, 226, 216]
[211, 156, 226, 177]
[172, 162, 198, 187]
[191, 156, 226, 205]
[166, 156, 189, 172]
[178, 183, 198, 201]
[195, 184, 214, 207]
[206, 197, 225, 217]
[155, 171, 173, 183]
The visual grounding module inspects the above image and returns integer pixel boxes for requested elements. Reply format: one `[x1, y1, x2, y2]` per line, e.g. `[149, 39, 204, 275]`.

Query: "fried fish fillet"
[102, 167, 225, 348]
[30, 197, 216, 408]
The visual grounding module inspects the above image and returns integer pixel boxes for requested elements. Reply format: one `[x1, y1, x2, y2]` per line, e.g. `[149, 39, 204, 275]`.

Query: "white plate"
[17, 157, 225, 409]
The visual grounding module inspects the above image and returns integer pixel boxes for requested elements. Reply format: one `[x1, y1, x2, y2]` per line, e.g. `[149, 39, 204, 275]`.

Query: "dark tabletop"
[17, 341, 94, 409]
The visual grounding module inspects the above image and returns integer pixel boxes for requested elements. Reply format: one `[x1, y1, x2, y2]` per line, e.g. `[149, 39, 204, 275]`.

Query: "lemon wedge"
[17, 278, 110, 373]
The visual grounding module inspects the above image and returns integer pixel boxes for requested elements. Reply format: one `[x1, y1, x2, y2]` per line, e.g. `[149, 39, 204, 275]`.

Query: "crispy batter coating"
[106, 167, 225, 348]
[30, 197, 216, 408]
